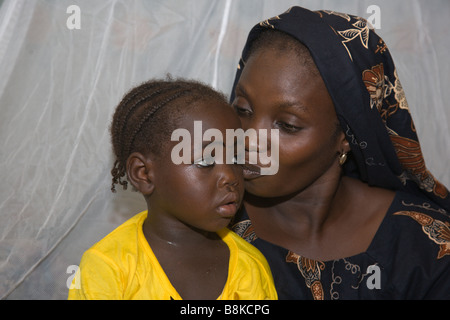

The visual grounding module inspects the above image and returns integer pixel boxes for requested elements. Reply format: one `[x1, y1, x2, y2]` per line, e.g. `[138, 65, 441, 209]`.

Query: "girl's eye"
[194, 156, 240, 167]
[194, 157, 215, 168]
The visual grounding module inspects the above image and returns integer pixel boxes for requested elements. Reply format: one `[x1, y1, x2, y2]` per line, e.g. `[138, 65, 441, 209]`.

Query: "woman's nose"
[243, 118, 271, 154]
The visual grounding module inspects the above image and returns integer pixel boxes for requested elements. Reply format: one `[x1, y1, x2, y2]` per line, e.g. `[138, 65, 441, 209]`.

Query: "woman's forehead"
[239, 50, 331, 110]
[243, 48, 321, 88]
[179, 100, 240, 129]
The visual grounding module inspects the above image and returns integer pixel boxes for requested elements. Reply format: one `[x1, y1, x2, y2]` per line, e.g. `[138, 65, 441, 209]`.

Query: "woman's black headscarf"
[230, 6, 450, 211]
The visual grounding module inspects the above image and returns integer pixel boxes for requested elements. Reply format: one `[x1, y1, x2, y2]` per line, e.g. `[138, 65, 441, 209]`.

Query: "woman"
[230, 6, 450, 299]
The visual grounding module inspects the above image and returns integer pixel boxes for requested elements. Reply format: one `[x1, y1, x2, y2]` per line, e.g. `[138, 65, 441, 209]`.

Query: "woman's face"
[231, 48, 344, 198]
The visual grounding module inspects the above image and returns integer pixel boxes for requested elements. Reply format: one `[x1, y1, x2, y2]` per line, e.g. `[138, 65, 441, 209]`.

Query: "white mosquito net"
[0, 0, 449, 299]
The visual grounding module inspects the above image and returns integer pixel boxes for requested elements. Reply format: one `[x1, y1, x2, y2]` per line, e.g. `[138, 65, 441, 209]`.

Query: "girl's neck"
[142, 207, 229, 300]
[142, 209, 220, 249]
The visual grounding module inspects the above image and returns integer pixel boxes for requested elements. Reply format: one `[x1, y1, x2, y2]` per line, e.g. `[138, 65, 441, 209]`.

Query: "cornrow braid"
[115, 83, 166, 157]
[123, 89, 192, 165]
[116, 85, 182, 164]
[110, 77, 228, 193]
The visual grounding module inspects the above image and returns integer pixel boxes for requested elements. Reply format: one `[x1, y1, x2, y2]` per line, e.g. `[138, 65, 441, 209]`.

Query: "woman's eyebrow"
[234, 84, 249, 98]
[235, 83, 308, 113]
[277, 101, 309, 113]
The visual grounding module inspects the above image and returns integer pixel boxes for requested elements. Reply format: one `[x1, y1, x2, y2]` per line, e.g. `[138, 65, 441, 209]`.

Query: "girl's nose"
[217, 164, 241, 191]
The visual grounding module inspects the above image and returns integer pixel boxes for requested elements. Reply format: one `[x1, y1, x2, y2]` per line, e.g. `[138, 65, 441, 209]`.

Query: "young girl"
[68, 78, 277, 300]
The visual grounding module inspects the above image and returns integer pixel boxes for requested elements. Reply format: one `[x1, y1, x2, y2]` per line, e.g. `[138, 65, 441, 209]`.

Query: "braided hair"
[110, 77, 228, 192]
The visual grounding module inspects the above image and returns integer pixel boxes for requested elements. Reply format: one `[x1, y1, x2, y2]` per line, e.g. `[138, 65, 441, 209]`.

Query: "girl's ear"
[126, 152, 155, 196]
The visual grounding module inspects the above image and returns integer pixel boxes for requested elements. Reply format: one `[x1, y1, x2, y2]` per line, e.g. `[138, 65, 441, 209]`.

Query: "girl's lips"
[243, 163, 262, 180]
[217, 202, 238, 218]
[217, 193, 240, 218]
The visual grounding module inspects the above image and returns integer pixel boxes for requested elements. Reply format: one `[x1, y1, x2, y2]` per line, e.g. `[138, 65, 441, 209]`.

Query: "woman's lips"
[243, 163, 262, 180]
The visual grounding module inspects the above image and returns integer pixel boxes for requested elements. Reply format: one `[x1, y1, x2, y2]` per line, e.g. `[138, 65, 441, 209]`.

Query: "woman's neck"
[243, 176, 395, 261]
[245, 174, 346, 235]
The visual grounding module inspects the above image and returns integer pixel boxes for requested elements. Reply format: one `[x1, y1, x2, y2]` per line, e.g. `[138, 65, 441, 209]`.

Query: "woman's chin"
[244, 178, 281, 199]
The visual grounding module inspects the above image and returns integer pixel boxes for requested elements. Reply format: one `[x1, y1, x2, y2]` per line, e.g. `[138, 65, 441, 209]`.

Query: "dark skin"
[232, 48, 395, 261]
[126, 99, 244, 299]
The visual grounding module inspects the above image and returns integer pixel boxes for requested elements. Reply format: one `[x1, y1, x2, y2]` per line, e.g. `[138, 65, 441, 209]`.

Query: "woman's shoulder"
[369, 191, 450, 298]
[384, 191, 450, 258]
[388, 190, 450, 232]
[220, 227, 266, 263]
[390, 190, 449, 214]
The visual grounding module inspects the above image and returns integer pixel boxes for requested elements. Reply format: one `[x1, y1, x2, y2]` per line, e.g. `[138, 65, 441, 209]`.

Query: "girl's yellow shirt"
[68, 211, 277, 300]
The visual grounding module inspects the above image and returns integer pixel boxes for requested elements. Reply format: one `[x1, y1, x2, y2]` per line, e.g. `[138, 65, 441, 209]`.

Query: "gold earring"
[339, 152, 348, 166]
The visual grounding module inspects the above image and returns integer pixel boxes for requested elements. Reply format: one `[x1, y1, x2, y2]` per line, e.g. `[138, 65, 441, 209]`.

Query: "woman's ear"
[126, 152, 155, 196]
[338, 130, 351, 154]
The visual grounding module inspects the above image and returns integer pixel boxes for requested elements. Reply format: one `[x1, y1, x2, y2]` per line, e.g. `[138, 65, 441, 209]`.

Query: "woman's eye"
[233, 104, 252, 116]
[277, 121, 301, 133]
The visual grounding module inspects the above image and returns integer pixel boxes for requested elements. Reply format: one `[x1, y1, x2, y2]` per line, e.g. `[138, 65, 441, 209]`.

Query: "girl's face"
[150, 100, 244, 232]
[231, 48, 344, 198]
